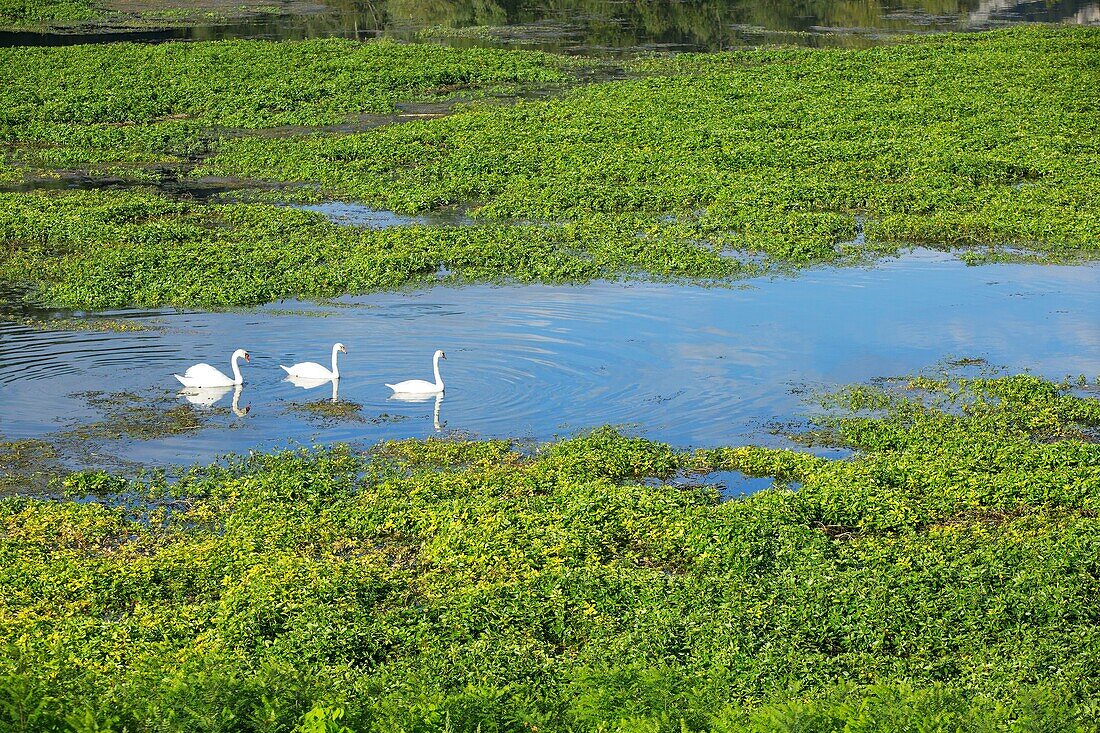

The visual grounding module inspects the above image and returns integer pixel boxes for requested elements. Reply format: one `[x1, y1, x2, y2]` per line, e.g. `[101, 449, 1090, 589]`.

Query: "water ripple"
[1, 251, 1098, 471]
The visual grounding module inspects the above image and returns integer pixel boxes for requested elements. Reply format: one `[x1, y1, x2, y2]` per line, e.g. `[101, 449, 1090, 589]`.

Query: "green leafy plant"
[1, 375, 1098, 730]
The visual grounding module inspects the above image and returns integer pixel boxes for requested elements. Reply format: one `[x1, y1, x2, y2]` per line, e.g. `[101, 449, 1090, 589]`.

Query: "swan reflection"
[389, 391, 445, 431]
[179, 384, 250, 416]
[285, 374, 340, 403]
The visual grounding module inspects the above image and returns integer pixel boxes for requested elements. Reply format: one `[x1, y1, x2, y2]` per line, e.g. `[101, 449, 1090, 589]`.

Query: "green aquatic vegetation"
[285, 400, 416, 427]
[1, 375, 1099, 730]
[376, 434, 521, 470]
[198, 27, 1100, 261]
[0, 160, 20, 184]
[0, 437, 62, 494]
[57, 390, 215, 442]
[0, 0, 304, 30]
[0, 189, 749, 308]
[413, 22, 585, 47]
[0, 39, 578, 169]
[0, 0, 98, 27]
[805, 374, 1100, 529]
[15, 314, 158, 332]
[3, 28, 1097, 307]
[5, 388, 246, 491]
[285, 398, 368, 424]
[685, 445, 827, 483]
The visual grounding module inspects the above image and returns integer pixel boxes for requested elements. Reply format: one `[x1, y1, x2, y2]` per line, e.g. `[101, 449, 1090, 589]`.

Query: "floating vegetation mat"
[1, 375, 1099, 728]
[0, 28, 1096, 308]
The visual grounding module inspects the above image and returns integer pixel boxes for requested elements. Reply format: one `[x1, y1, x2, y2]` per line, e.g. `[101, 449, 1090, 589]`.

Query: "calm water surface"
[2, 250, 1098, 474]
[1, 0, 1096, 51]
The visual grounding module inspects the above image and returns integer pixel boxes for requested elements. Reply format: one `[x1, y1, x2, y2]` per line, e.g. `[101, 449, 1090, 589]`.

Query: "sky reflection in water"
[0, 249, 1098, 474]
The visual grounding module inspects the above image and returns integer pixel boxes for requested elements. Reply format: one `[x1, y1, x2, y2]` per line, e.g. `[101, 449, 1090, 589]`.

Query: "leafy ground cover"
[0, 38, 576, 168]
[1, 27, 1097, 308]
[0, 0, 335, 31]
[0, 189, 746, 307]
[2, 374, 1099, 730]
[197, 27, 1100, 259]
[0, 0, 99, 27]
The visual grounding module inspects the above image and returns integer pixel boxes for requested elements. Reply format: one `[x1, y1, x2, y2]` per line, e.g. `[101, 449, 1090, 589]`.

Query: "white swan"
[280, 343, 347, 380]
[174, 349, 250, 388]
[386, 349, 446, 394]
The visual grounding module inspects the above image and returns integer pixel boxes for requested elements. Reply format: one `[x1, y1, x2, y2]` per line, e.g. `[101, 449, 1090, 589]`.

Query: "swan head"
[335, 343, 347, 354]
[434, 349, 446, 360]
[233, 348, 251, 363]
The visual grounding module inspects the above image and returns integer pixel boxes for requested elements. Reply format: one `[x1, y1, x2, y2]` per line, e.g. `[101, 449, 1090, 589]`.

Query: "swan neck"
[331, 345, 340, 378]
[433, 353, 444, 390]
[231, 353, 244, 385]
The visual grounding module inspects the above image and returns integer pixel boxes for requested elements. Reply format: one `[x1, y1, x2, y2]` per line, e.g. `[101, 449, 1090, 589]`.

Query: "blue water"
[656, 470, 784, 498]
[293, 202, 475, 229]
[1, 249, 1098, 475]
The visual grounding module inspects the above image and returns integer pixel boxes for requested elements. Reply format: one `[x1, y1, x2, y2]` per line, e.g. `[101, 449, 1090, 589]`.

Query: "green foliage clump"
[0, 160, 20, 184]
[0, 0, 98, 27]
[198, 27, 1100, 260]
[686, 445, 826, 484]
[0, 189, 748, 308]
[0, 38, 575, 168]
[3, 28, 1098, 306]
[1, 376, 1099, 730]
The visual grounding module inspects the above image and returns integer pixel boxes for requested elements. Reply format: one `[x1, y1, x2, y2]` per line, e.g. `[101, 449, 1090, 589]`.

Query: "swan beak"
[244, 353, 251, 362]
[340, 346, 347, 354]
[441, 352, 447, 360]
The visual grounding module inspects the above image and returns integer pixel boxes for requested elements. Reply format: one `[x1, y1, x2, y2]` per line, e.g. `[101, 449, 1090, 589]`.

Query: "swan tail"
[280, 365, 293, 375]
[174, 374, 188, 386]
[385, 383, 397, 391]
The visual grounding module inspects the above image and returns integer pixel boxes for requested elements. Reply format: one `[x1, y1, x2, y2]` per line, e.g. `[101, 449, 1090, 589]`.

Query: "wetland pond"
[2, 249, 1098, 484]
[1, 0, 1097, 51]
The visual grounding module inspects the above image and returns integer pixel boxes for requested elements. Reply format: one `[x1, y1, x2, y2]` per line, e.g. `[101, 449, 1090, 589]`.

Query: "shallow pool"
[1, 249, 1097, 474]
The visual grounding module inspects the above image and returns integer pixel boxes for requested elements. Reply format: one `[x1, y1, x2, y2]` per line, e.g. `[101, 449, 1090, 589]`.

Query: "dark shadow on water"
[0, 171, 276, 202]
[292, 201, 476, 229]
[2, 0, 1096, 52]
